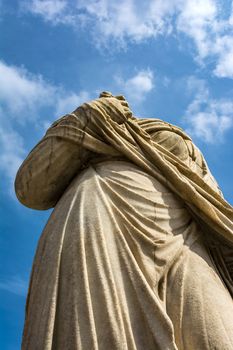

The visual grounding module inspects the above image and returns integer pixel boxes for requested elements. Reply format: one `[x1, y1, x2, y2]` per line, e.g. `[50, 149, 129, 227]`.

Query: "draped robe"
[15, 94, 233, 349]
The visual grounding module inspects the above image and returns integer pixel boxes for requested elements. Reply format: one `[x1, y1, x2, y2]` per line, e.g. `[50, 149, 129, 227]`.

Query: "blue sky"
[0, 0, 233, 348]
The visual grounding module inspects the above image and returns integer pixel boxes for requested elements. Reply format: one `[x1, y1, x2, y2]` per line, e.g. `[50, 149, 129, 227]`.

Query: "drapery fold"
[41, 97, 233, 291]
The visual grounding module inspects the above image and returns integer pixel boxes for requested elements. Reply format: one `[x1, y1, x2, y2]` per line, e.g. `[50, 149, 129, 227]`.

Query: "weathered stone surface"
[16, 93, 233, 349]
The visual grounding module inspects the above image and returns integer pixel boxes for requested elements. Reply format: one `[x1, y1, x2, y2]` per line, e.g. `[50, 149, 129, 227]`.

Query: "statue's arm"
[15, 113, 91, 210]
[15, 93, 133, 210]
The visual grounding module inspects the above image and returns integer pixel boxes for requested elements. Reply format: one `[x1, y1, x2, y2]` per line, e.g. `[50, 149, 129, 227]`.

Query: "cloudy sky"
[0, 0, 233, 348]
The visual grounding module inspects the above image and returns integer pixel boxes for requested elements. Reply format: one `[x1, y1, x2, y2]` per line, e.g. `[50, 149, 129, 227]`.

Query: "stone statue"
[15, 92, 233, 349]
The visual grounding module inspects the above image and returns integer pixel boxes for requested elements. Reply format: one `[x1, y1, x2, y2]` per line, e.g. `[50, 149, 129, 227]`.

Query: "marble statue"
[15, 92, 233, 349]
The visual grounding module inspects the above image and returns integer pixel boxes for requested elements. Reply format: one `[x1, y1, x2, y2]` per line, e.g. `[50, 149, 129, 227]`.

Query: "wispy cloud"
[0, 60, 90, 190]
[115, 69, 154, 104]
[184, 77, 233, 143]
[0, 127, 25, 184]
[24, 0, 176, 46]
[0, 275, 28, 297]
[22, 0, 233, 78]
[0, 61, 55, 121]
[177, 0, 217, 59]
[76, 0, 176, 47]
[177, 0, 233, 78]
[55, 91, 90, 116]
[22, 0, 74, 24]
[213, 35, 233, 78]
[0, 60, 90, 122]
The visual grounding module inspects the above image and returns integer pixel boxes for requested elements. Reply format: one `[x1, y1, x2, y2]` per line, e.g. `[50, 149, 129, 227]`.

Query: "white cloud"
[0, 61, 55, 120]
[76, 0, 176, 47]
[0, 60, 55, 189]
[213, 35, 233, 78]
[55, 91, 90, 116]
[22, 0, 73, 24]
[184, 77, 233, 142]
[0, 275, 28, 297]
[230, 2, 233, 26]
[23, 0, 178, 47]
[116, 69, 154, 103]
[177, 0, 217, 59]
[177, 1, 233, 78]
[31, 0, 66, 17]
[0, 127, 25, 183]
[186, 110, 232, 143]
[0, 60, 90, 122]
[0, 60, 90, 191]
[22, 0, 233, 78]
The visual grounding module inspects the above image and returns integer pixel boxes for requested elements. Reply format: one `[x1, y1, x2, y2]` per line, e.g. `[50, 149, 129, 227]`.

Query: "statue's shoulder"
[135, 117, 191, 141]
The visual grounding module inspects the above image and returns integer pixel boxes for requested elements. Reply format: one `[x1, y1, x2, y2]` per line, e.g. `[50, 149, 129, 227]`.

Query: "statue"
[15, 92, 233, 349]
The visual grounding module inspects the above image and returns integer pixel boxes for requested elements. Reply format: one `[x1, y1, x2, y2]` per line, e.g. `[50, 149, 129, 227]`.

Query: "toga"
[15, 92, 233, 350]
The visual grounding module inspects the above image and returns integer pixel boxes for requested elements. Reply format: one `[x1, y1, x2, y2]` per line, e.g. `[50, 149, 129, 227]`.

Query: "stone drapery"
[15, 93, 233, 349]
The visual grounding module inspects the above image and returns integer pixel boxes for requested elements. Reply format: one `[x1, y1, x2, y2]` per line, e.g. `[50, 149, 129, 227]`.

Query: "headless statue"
[16, 92, 233, 350]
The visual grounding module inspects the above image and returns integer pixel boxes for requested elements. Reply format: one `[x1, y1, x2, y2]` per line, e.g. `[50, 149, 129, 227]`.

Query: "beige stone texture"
[15, 92, 233, 349]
